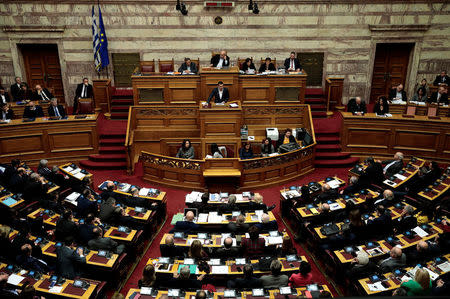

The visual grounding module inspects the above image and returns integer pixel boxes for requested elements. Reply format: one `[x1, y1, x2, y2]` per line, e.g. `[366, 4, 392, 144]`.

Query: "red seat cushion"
[160, 64, 173, 72]
[142, 65, 154, 72]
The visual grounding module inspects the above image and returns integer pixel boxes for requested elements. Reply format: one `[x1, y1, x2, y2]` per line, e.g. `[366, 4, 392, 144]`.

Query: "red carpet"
[84, 164, 350, 297]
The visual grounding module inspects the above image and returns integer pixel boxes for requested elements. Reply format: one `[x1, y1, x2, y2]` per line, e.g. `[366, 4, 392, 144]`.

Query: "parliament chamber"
[1, 1, 450, 299]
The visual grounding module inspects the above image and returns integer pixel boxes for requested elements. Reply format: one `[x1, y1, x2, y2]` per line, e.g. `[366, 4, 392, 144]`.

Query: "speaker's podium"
[200, 100, 242, 192]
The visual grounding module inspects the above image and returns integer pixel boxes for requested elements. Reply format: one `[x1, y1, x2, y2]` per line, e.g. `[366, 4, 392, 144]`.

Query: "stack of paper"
[329, 203, 342, 211]
[211, 265, 229, 274]
[437, 261, 450, 272]
[197, 213, 208, 223]
[139, 188, 150, 196]
[208, 212, 222, 223]
[367, 282, 386, 292]
[412, 226, 429, 237]
[327, 179, 341, 189]
[394, 174, 407, 181]
[267, 236, 283, 245]
[7, 274, 24, 286]
[73, 172, 85, 179]
[63, 166, 74, 172]
[65, 192, 80, 205]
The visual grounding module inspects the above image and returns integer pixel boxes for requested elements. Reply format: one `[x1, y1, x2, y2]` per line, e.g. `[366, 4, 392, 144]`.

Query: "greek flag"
[92, 6, 101, 71]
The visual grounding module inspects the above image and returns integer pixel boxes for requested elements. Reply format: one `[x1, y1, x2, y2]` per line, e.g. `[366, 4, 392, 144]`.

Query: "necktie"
[54, 106, 60, 117]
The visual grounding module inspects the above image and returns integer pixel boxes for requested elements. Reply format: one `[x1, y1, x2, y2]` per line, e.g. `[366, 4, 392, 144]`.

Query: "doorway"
[369, 43, 414, 103]
[20, 44, 64, 100]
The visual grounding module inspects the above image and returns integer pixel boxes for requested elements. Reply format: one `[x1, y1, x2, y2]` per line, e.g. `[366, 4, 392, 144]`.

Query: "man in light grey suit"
[178, 58, 198, 74]
[88, 227, 125, 254]
[378, 247, 406, 272]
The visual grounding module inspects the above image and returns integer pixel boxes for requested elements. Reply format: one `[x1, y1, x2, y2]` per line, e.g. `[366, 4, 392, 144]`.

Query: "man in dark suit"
[78, 214, 100, 245]
[22, 101, 44, 119]
[0, 86, 11, 104]
[428, 86, 449, 105]
[99, 197, 122, 224]
[258, 57, 276, 73]
[395, 204, 417, 232]
[381, 152, 404, 177]
[284, 52, 302, 72]
[178, 58, 198, 74]
[347, 97, 367, 115]
[88, 227, 125, 254]
[255, 213, 278, 232]
[164, 265, 203, 290]
[0, 103, 13, 121]
[367, 205, 393, 236]
[55, 210, 79, 242]
[216, 237, 240, 259]
[32, 84, 53, 102]
[207, 81, 229, 104]
[160, 235, 185, 258]
[218, 194, 238, 213]
[389, 84, 407, 102]
[56, 238, 86, 279]
[22, 172, 48, 202]
[47, 98, 66, 118]
[359, 157, 384, 188]
[315, 183, 338, 203]
[227, 214, 250, 233]
[210, 50, 230, 68]
[16, 244, 48, 273]
[10, 77, 23, 101]
[8, 167, 27, 193]
[227, 264, 262, 289]
[341, 176, 361, 195]
[433, 70, 450, 86]
[17, 83, 32, 101]
[171, 211, 199, 233]
[100, 181, 117, 201]
[378, 247, 406, 272]
[74, 78, 93, 114]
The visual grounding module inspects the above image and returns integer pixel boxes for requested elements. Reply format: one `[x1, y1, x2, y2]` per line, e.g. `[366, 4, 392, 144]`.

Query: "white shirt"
[383, 160, 397, 173]
[81, 84, 86, 98]
[0, 94, 5, 104]
[396, 91, 403, 100]
[290, 59, 294, 69]
[217, 58, 224, 68]
[437, 93, 442, 101]
[53, 106, 60, 117]
[187, 66, 191, 72]
[218, 89, 223, 99]
[1, 111, 6, 120]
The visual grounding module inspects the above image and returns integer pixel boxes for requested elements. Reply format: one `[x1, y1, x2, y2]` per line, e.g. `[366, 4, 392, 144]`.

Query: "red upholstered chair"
[225, 145, 234, 158]
[405, 105, 416, 116]
[158, 59, 174, 73]
[78, 98, 94, 114]
[140, 60, 155, 73]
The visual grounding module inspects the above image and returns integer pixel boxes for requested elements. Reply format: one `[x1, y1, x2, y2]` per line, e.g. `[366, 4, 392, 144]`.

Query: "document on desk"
[423, 267, 440, 281]
[412, 226, 428, 237]
[139, 188, 150, 196]
[49, 286, 64, 293]
[367, 281, 386, 292]
[73, 172, 85, 179]
[211, 265, 229, 274]
[327, 179, 341, 189]
[7, 274, 24, 286]
[66, 192, 80, 202]
[63, 166, 74, 172]
[198, 213, 208, 223]
[208, 212, 222, 223]
[437, 261, 450, 273]
[229, 103, 238, 108]
[394, 174, 407, 181]
[267, 236, 283, 245]
[329, 203, 342, 211]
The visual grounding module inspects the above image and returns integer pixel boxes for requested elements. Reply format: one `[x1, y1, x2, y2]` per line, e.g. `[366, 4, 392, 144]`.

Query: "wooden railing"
[93, 78, 112, 114]
[325, 77, 344, 115]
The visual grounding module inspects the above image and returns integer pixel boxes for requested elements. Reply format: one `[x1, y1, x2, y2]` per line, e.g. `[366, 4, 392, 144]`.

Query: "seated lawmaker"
[216, 237, 239, 258]
[33, 84, 53, 102]
[227, 264, 262, 289]
[241, 58, 256, 74]
[17, 83, 33, 102]
[389, 84, 407, 102]
[56, 238, 86, 279]
[178, 57, 198, 74]
[207, 81, 229, 104]
[411, 86, 427, 102]
[259, 57, 276, 73]
[48, 98, 66, 118]
[256, 213, 278, 231]
[239, 142, 254, 160]
[166, 265, 204, 290]
[0, 103, 13, 121]
[277, 128, 296, 148]
[23, 101, 44, 119]
[171, 211, 200, 233]
[428, 86, 449, 104]
[210, 50, 230, 68]
[241, 225, 265, 257]
[176, 139, 195, 159]
[433, 70, 449, 86]
[381, 152, 404, 177]
[260, 138, 275, 157]
[10, 76, 23, 101]
[347, 97, 367, 115]
[260, 260, 289, 288]
[284, 52, 302, 72]
[88, 227, 125, 254]
[209, 143, 224, 158]
[0, 86, 11, 104]
[373, 96, 389, 115]
[160, 235, 185, 258]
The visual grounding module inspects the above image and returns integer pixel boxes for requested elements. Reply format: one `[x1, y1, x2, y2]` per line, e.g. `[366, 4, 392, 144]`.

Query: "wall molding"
[3, 26, 66, 33]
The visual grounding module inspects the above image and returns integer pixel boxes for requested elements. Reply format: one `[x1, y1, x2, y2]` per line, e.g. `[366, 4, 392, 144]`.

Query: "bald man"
[255, 213, 278, 231]
[408, 240, 440, 264]
[374, 189, 395, 207]
[160, 235, 184, 258]
[315, 183, 338, 204]
[379, 246, 406, 272]
[210, 50, 230, 68]
[216, 237, 239, 258]
[171, 211, 200, 233]
[382, 152, 404, 177]
[100, 181, 117, 201]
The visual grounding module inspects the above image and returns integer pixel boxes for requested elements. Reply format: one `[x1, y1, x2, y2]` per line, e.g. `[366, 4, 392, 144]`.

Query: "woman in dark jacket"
[239, 142, 254, 160]
[241, 58, 256, 73]
[373, 96, 389, 115]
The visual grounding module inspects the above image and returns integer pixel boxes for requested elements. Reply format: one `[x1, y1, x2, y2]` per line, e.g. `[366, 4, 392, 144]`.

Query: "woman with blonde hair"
[400, 268, 432, 296]
[277, 235, 297, 257]
[138, 264, 159, 288]
[188, 240, 208, 260]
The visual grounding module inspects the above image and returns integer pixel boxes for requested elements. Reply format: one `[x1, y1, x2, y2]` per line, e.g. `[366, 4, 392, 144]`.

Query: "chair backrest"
[427, 106, 437, 117]
[159, 59, 174, 73]
[260, 58, 277, 68]
[189, 58, 200, 68]
[78, 98, 93, 114]
[406, 105, 417, 116]
[140, 60, 155, 73]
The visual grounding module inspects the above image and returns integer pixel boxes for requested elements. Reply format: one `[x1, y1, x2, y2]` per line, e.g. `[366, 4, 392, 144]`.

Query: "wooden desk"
[340, 112, 450, 163]
[199, 101, 242, 138]
[389, 102, 450, 117]
[418, 175, 450, 201]
[383, 158, 425, 189]
[9, 101, 51, 119]
[59, 163, 93, 181]
[0, 186, 24, 209]
[171, 211, 276, 226]
[0, 114, 99, 166]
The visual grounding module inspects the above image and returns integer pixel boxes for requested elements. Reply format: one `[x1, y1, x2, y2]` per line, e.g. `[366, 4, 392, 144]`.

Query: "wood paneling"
[92, 79, 112, 113]
[389, 104, 450, 117]
[0, 114, 99, 166]
[341, 112, 450, 162]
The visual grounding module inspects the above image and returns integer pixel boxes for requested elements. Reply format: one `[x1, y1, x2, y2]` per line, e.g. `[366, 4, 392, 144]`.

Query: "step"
[111, 99, 133, 105]
[315, 144, 341, 152]
[311, 111, 327, 118]
[99, 146, 127, 153]
[310, 104, 327, 111]
[305, 88, 324, 96]
[79, 159, 127, 170]
[88, 154, 127, 162]
[100, 138, 126, 145]
[112, 87, 133, 97]
[314, 157, 360, 168]
[316, 136, 340, 144]
[111, 106, 130, 112]
[315, 152, 351, 160]
[110, 112, 129, 119]
[305, 98, 326, 104]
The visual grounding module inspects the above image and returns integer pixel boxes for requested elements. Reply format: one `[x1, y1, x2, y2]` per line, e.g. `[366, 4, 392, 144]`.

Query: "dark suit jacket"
[256, 220, 278, 232]
[165, 277, 202, 290]
[210, 54, 230, 68]
[347, 99, 367, 114]
[10, 83, 22, 100]
[1, 109, 13, 120]
[360, 162, 384, 187]
[22, 181, 48, 202]
[160, 244, 185, 258]
[396, 215, 417, 232]
[428, 92, 449, 104]
[48, 105, 66, 117]
[207, 87, 229, 103]
[284, 58, 302, 70]
[433, 75, 450, 85]
[241, 63, 256, 72]
[56, 246, 86, 279]
[215, 247, 240, 259]
[23, 106, 44, 119]
[55, 219, 78, 241]
[0, 92, 11, 104]
[373, 103, 389, 115]
[228, 276, 262, 289]
[382, 159, 403, 177]
[178, 62, 198, 74]
[17, 89, 33, 101]
[99, 203, 120, 224]
[389, 89, 407, 101]
[32, 88, 53, 102]
[75, 83, 93, 99]
[367, 213, 393, 235]
[78, 223, 97, 245]
[258, 63, 276, 73]
[171, 221, 200, 233]
[88, 237, 119, 252]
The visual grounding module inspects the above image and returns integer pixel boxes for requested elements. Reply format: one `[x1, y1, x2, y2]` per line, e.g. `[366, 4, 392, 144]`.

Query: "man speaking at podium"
[207, 81, 229, 104]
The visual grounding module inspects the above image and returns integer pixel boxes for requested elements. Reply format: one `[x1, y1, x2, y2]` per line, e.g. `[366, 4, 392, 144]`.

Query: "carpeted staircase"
[110, 87, 133, 120]
[80, 133, 127, 169]
[305, 88, 327, 118]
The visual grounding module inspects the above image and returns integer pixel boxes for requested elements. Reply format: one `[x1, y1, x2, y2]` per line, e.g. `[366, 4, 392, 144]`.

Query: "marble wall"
[0, 1, 449, 104]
